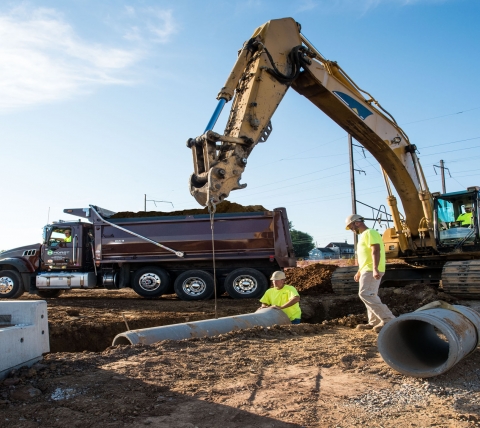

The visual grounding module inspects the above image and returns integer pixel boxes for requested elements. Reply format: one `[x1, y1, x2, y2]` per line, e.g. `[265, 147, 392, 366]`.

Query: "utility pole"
[440, 160, 446, 194]
[348, 134, 358, 252]
[433, 160, 451, 194]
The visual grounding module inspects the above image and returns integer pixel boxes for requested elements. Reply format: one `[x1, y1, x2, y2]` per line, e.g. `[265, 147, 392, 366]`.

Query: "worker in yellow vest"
[456, 205, 473, 226]
[259, 271, 301, 324]
[64, 229, 72, 243]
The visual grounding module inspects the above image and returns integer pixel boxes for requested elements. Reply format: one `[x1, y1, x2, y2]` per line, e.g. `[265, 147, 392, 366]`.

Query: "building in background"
[308, 247, 337, 260]
[308, 240, 354, 260]
[326, 241, 355, 258]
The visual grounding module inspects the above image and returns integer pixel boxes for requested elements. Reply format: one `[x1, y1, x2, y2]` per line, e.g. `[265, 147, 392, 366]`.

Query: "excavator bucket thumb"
[189, 173, 209, 207]
[189, 164, 247, 207]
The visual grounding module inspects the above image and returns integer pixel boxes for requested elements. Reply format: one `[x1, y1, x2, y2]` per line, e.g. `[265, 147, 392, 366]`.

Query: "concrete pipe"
[112, 308, 291, 346]
[377, 301, 480, 378]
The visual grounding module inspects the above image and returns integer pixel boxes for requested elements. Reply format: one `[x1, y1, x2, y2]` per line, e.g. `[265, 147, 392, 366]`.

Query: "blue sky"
[1, 0, 479, 251]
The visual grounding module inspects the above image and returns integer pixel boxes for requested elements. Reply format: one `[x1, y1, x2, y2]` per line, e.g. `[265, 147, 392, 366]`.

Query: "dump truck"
[0, 205, 295, 300]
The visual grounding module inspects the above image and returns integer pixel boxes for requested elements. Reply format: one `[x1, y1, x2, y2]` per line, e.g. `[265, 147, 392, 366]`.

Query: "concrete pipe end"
[112, 333, 137, 346]
[377, 313, 459, 378]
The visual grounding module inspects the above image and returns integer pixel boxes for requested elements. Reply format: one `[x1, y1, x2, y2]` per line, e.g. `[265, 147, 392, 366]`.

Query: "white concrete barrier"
[0, 301, 50, 379]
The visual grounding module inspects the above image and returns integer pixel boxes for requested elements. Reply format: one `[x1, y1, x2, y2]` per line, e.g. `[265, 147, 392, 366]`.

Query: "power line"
[401, 107, 480, 125]
[248, 134, 347, 170]
[420, 136, 480, 150]
[235, 162, 350, 193]
[250, 108, 479, 169]
[420, 144, 480, 158]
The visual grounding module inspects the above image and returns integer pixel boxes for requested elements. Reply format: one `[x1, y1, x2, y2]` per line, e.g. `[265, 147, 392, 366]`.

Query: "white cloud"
[0, 6, 142, 113]
[121, 7, 178, 44]
[146, 9, 177, 43]
[124, 6, 136, 16]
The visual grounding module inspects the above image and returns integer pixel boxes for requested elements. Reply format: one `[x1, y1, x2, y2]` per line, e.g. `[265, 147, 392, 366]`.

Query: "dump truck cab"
[41, 221, 94, 271]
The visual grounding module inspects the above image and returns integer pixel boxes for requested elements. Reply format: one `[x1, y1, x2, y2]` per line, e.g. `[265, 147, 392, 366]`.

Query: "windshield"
[44, 225, 73, 246]
[437, 198, 455, 223]
[435, 193, 477, 246]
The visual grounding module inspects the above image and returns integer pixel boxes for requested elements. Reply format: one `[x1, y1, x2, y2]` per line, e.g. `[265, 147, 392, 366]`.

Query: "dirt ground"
[2, 264, 480, 427]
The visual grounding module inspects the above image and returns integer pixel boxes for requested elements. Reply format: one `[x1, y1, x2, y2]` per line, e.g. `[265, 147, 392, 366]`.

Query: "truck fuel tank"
[36, 272, 97, 289]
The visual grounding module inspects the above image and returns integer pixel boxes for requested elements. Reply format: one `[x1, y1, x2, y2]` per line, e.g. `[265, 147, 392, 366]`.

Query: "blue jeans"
[291, 318, 301, 324]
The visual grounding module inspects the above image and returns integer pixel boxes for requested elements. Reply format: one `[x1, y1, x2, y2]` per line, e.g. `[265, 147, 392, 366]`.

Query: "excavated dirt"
[285, 264, 336, 295]
[110, 201, 268, 219]
[3, 264, 480, 427]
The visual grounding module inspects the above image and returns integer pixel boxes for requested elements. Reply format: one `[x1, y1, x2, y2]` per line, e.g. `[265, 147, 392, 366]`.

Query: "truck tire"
[36, 290, 65, 298]
[132, 267, 170, 298]
[224, 268, 268, 299]
[0, 270, 25, 299]
[174, 270, 215, 301]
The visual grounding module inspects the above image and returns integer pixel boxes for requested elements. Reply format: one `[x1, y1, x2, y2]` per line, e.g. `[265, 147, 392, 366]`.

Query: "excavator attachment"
[187, 131, 251, 206]
[187, 17, 305, 206]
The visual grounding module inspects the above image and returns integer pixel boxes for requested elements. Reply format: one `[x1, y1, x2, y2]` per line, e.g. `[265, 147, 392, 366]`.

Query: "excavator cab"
[433, 187, 479, 249]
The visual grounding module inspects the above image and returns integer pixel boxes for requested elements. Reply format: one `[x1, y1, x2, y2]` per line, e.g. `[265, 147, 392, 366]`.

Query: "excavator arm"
[187, 17, 434, 251]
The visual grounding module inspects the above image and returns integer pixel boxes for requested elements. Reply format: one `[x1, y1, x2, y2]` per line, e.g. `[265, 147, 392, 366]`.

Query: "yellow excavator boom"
[187, 17, 434, 251]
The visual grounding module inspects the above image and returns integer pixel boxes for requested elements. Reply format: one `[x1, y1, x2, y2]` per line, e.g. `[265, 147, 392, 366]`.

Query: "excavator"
[186, 17, 480, 298]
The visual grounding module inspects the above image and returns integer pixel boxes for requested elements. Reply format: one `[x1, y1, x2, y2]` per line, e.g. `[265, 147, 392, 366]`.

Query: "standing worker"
[259, 271, 301, 324]
[345, 214, 395, 333]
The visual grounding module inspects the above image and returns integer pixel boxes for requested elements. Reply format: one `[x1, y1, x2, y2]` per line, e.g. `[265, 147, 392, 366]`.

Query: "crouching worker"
[259, 271, 301, 324]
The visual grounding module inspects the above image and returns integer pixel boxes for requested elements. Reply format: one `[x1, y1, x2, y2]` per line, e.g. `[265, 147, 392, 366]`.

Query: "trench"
[45, 282, 449, 353]
[47, 295, 368, 353]
[48, 315, 205, 353]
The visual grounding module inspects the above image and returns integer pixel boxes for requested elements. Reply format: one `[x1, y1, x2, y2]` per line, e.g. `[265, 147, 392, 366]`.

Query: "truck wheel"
[174, 270, 215, 301]
[132, 267, 170, 298]
[0, 270, 25, 299]
[224, 268, 267, 299]
[36, 290, 65, 298]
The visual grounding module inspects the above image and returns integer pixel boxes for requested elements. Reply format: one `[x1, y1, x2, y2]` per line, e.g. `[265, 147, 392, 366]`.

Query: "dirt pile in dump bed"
[110, 201, 268, 219]
[285, 263, 337, 295]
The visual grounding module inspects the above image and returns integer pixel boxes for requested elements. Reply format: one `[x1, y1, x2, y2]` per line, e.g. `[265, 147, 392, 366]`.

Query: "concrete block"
[0, 301, 50, 380]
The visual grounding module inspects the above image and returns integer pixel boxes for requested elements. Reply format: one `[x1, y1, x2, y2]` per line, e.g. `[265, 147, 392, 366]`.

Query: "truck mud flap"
[442, 260, 480, 299]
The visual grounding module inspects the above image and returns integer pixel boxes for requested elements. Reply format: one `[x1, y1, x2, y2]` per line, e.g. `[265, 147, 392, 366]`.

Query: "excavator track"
[331, 264, 442, 296]
[441, 260, 480, 299]
[331, 267, 359, 295]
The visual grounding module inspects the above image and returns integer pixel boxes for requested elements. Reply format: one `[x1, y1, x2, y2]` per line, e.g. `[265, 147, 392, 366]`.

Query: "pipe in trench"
[377, 301, 480, 378]
[112, 308, 291, 346]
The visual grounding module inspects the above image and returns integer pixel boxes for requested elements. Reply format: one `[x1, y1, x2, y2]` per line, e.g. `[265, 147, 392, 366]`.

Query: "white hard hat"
[270, 271, 286, 280]
[345, 214, 364, 230]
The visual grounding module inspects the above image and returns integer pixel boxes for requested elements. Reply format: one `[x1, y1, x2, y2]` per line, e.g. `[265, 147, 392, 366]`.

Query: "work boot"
[356, 323, 374, 330]
[373, 318, 394, 333]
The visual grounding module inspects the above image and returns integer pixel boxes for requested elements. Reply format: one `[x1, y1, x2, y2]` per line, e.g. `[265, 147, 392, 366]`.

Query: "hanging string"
[208, 199, 218, 319]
